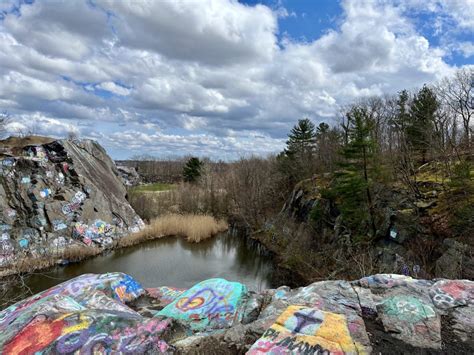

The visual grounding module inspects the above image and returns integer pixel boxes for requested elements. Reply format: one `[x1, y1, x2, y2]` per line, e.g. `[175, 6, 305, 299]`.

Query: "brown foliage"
[119, 214, 228, 246]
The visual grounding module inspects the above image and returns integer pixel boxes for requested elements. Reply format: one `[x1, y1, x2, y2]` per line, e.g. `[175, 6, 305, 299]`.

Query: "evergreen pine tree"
[284, 118, 317, 156]
[408, 85, 438, 164]
[278, 118, 317, 186]
[183, 157, 203, 183]
[334, 106, 378, 239]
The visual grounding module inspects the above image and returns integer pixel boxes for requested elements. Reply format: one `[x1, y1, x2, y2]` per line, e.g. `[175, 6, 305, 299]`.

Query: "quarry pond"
[5, 232, 275, 301]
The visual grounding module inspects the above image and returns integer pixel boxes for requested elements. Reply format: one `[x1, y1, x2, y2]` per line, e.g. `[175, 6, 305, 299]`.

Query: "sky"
[0, 0, 473, 160]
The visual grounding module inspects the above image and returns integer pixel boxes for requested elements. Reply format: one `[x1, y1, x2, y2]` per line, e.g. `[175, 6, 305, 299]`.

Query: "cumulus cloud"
[98, 0, 278, 65]
[3, 0, 109, 60]
[5, 113, 80, 137]
[0, 0, 471, 158]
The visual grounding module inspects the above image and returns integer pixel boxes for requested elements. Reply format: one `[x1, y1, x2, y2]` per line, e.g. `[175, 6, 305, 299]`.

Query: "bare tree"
[0, 110, 11, 138]
[438, 68, 474, 150]
[224, 156, 283, 227]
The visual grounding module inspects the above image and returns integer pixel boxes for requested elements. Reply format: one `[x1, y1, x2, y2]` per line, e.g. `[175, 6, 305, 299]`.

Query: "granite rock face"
[116, 165, 141, 187]
[1, 273, 472, 354]
[0, 138, 143, 270]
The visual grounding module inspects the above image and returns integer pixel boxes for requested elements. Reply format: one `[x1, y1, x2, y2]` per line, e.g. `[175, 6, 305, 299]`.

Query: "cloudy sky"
[1, 0, 473, 159]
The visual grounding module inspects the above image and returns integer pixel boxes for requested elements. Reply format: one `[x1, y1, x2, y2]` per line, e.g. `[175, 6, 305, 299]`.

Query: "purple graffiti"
[56, 329, 91, 354]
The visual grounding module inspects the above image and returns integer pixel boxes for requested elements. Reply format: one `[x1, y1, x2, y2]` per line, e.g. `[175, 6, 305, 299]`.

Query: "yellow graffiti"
[176, 296, 205, 311]
[314, 311, 356, 353]
[272, 305, 367, 355]
[60, 313, 90, 334]
[115, 286, 127, 301]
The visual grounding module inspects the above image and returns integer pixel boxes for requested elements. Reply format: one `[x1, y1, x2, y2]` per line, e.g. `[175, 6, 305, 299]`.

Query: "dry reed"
[0, 215, 227, 278]
[0, 245, 100, 278]
[119, 214, 228, 247]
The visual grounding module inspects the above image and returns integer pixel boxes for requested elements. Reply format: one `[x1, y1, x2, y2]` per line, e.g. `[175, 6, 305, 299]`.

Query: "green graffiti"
[382, 295, 435, 323]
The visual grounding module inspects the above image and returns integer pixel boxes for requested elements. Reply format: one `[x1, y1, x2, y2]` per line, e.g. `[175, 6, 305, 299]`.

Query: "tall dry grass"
[0, 245, 100, 278]
[119, 214, 228, 247]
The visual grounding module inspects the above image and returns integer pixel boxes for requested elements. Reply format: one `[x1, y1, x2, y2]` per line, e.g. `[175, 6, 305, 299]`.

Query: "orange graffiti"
[176, 296, 205, 311]
[4, 317, 65, 354]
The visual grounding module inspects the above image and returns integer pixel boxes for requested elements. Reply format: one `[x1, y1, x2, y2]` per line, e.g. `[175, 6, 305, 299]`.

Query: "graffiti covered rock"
[0, 137, 143, 272]
[1, 273, 473, 354]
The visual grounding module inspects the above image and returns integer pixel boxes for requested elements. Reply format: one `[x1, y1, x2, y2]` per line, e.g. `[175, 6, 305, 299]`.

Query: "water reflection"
[8, 233, 275, 298]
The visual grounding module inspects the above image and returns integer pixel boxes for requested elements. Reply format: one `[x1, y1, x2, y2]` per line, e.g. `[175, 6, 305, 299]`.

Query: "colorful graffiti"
[146, 286, 187, 308]
[0, 273, 178, 354]
[357, 274, 433, 289]
[429, 280, 474, 310]
[18, 239, 29, 248]
[40, 188, 52, 198]
[0, 273, 175, 354]
[62, 191, 87, 216]
[247, 305, 364, 355]
[157, 278, 247, 331]
[26, 146, 48, 162]
[2, 307, 171, 354]
[56, 172, 65, 184]
[72, 220, 115, 246]
[381, 295, 436, 323]
[52, 219, 68, 231]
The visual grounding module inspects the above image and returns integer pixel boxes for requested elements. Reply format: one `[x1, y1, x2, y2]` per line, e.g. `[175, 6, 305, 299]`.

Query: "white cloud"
[456, 41, 474, 57]
[3, 0, 108, 60]
[5, 113, 80, 137]
[97, 0, 278, 65]
[0, 0, 471, 159]
[97, 82, 131, 96]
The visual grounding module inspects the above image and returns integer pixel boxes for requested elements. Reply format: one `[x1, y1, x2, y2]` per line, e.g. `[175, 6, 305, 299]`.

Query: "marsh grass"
[0, 245, 100, 279]
[120, 214, 228, 246]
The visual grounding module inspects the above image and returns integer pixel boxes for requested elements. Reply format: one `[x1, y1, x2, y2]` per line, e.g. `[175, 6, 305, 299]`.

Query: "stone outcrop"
[1, 272, 472, 354]
[116, 165, 141, 186]
[0, 137, 143, 271]
[436, 238, 473, 279]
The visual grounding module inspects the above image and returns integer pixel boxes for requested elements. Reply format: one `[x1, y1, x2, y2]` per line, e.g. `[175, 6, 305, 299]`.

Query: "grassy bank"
[0, 245, 101, 278]
[119, 214, 228, 247]
[130, 183, 175, 193]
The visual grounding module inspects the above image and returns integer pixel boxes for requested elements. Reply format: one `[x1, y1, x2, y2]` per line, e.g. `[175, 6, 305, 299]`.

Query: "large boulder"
[1, 273, 473, 354]
[0, 137, 143, 271]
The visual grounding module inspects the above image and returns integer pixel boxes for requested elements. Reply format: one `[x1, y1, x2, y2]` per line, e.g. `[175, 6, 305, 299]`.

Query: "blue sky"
[240, 0, 342, 42]
[0, 0, 473, 159]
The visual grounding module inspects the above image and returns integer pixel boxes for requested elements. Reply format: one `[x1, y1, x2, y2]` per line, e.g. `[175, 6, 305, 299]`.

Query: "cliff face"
[0, 272, 472, 354]
[0, 137, 143, 270]
[275, 177, 474, 281]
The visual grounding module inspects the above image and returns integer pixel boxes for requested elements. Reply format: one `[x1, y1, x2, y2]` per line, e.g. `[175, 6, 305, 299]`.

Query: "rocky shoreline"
[0, 138, 144, 276]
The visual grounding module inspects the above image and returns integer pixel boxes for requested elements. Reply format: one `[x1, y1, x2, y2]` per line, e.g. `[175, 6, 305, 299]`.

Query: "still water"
[12, 233, 275, 297]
